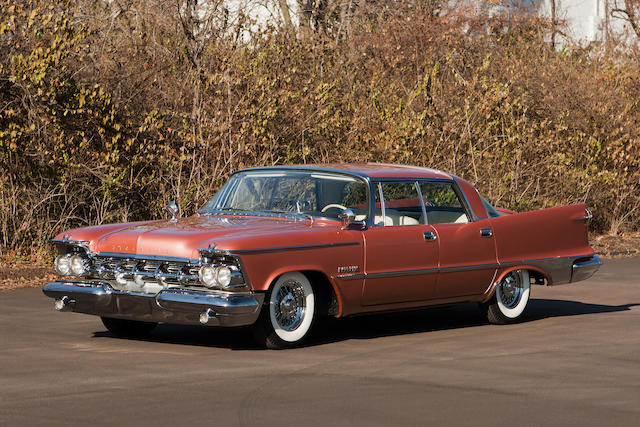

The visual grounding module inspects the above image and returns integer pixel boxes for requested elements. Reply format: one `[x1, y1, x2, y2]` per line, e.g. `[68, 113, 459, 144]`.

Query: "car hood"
[55, 215, 342, 260]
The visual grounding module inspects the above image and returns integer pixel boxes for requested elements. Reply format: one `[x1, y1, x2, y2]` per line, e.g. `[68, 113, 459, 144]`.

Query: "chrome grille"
[90, 257, 200, 287]
[85, 254, 245, 294]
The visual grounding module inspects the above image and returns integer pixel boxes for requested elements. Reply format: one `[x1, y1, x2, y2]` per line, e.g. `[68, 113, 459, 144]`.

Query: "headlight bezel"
[53, 243, 91, 278]
[197, 250, 247, 291]
[197, 264, 237, 289]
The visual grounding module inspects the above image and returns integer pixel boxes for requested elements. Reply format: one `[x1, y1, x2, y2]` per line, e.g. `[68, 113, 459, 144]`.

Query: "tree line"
[1, 0, 639, 260]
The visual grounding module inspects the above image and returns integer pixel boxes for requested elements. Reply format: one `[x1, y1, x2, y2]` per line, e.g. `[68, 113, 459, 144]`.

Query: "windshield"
[201, 170, 369, 220]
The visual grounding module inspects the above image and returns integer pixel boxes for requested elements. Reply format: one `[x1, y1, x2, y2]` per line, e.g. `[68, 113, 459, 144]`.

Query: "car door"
[361, 181, 439, 305]
[417, 181, 498, 298]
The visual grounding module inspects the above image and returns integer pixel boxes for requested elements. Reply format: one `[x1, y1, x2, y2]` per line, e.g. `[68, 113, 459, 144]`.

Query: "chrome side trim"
[337, 254, 597, 283]
[337, 263, 496, 280]
[337, 273, 366, 280]
[440, 262, 499, 273]
[366, 267, 439, 279]
[213, 241, 360, 255]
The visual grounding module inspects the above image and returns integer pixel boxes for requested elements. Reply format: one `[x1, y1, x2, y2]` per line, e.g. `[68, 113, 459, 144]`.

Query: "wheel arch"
[263, 268, 343, 318]
[483, 265, 551, 302]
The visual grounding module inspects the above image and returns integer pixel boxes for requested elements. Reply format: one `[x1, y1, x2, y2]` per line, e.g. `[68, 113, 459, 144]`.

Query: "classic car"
[43, 163, 602, 348]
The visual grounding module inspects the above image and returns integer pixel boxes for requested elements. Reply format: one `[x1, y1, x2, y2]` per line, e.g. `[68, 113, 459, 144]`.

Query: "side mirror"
[338, 208, 356, 229]
[164, 200, 180, 222]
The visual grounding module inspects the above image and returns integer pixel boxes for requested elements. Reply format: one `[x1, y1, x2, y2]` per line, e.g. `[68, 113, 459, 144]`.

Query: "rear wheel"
[252, 272, 316, 349]
[481, 269, 531, 324]
[101, 317, 157, 338]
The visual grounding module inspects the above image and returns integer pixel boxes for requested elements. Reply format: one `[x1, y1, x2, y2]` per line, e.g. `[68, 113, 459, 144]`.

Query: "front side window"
[418, 182, 469, 224]
[200, 170, 369, 221]
[374, 182, 425, 226]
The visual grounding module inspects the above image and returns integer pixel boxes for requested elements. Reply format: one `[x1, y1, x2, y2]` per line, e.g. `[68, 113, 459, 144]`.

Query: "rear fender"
[490, 204, 593, 263]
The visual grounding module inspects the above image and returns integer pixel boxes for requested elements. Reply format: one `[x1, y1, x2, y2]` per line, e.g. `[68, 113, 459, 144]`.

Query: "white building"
[227, 0, 638, 45]
[534, 0, 636, 43]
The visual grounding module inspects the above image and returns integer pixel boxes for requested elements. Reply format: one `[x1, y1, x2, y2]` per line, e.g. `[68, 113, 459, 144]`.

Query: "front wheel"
[101, 317, 157, 338]
[252, 272, 316, 349]
[480, 269, 531, 324]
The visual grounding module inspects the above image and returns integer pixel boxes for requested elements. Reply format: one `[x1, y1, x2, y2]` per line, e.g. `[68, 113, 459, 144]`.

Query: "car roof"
[238, 163, 453, 180]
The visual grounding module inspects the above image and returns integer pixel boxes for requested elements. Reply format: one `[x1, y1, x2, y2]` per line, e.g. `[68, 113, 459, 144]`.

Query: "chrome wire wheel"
[498, 273, 523, 309]
[266, 272, 315, 346]
[273, 280, 307, 331]
[494, 269, 531, 321]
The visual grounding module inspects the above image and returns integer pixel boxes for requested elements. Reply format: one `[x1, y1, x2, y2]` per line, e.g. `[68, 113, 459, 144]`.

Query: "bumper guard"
[571, 255, 603, 283]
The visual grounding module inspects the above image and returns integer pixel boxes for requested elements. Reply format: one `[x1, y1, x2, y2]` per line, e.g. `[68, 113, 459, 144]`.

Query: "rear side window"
[418, 182, 469, 224]
[481, 195, 502, 218]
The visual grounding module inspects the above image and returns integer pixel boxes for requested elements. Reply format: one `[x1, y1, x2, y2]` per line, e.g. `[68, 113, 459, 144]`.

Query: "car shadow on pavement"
[93, 324, 262, 350]
[92, 298, 639, 350]
[525, 298, 639, 321]
[309, 299, 639, 346]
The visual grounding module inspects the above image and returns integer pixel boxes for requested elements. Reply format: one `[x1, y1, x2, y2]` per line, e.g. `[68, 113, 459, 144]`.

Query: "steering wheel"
[321, 203, 348, 213]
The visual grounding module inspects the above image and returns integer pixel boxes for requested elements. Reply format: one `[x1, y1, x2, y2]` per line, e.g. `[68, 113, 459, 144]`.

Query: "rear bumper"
[42, 280, 264, 327]
[571, 255, 603, 283]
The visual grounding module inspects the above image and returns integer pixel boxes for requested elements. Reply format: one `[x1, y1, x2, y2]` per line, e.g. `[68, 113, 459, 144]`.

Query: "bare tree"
[277, 0, 294, 30]
[609, 0, 640, 38]
[177, 0, 230, 127]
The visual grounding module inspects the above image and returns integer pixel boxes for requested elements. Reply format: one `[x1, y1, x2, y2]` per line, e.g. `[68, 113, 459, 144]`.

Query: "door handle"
[480, 228, 493, 238]
[424, 231, 437, 241]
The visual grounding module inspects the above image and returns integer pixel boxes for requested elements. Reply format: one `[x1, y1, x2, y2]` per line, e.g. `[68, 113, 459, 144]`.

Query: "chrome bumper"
[571, 255, 603, 283]
[43, 280, 264, 327]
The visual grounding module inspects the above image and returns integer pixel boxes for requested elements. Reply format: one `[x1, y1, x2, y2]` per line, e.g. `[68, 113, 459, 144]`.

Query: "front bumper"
[43, 280, 264, 327]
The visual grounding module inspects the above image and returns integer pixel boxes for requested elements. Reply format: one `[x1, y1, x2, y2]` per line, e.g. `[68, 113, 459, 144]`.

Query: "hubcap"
[499, 272, 523, 308]
[273, 280, 306, 331]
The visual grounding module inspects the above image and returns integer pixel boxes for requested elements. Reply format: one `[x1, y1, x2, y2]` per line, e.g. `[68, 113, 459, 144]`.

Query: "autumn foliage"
[1, 0, 639, 260]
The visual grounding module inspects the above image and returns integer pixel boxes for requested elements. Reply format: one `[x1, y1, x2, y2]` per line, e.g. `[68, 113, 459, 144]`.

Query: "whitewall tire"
[253, 272, 316, 349]
[482, 269, 531, 324]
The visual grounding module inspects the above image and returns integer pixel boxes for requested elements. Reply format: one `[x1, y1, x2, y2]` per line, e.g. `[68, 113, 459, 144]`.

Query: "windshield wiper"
[264, 209, 314, 222]
[199, 207, 250, 215]
[263, 209, 293, 214]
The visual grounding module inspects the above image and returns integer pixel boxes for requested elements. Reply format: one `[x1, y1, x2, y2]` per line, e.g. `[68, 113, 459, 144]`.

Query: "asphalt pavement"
[1, 257, 639, 426]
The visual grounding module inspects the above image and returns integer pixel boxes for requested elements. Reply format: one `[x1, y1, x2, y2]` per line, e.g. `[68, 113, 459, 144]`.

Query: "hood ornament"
[164, 200, 180, 222]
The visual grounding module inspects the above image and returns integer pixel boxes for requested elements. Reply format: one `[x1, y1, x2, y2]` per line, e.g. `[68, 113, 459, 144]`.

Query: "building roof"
[239, 163, 453, 180]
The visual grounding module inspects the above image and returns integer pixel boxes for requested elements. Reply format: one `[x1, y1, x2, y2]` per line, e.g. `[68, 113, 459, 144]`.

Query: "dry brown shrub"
[1, 0, 639, 261]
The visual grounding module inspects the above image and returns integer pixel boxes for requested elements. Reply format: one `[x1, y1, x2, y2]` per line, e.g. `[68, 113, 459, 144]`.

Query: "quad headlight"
[198, 265, 217, 288]
[54, 255, 71, 276]
[215, 266, 231, 287]
[54, 253, 89, 276]
[198, 265, 233, 289]
[69, 254, 88, 276]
